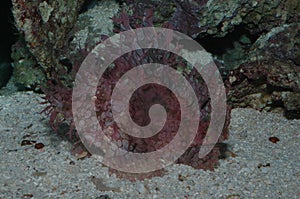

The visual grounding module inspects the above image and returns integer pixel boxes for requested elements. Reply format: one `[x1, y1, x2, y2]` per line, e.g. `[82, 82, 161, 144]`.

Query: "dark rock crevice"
[0, 0, 18, 89]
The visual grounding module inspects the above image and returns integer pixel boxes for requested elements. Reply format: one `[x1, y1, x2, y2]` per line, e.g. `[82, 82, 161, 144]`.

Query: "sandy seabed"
[0, 91, 299, 198]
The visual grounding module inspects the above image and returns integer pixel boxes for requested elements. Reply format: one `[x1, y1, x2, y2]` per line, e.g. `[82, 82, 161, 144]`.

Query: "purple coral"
[42, 8, 230, 175]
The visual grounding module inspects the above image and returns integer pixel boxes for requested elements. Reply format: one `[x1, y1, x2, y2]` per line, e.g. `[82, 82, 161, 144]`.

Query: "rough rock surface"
[12, 0, 85, 85]
[228, 23, 300, 119]
[11, 38, 44, 91]
[11, 0, 300, 89]
[123, 0, 300, 38]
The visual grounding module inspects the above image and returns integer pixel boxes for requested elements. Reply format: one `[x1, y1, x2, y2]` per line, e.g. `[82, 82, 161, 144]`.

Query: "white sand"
[0, 91, 299, 198]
